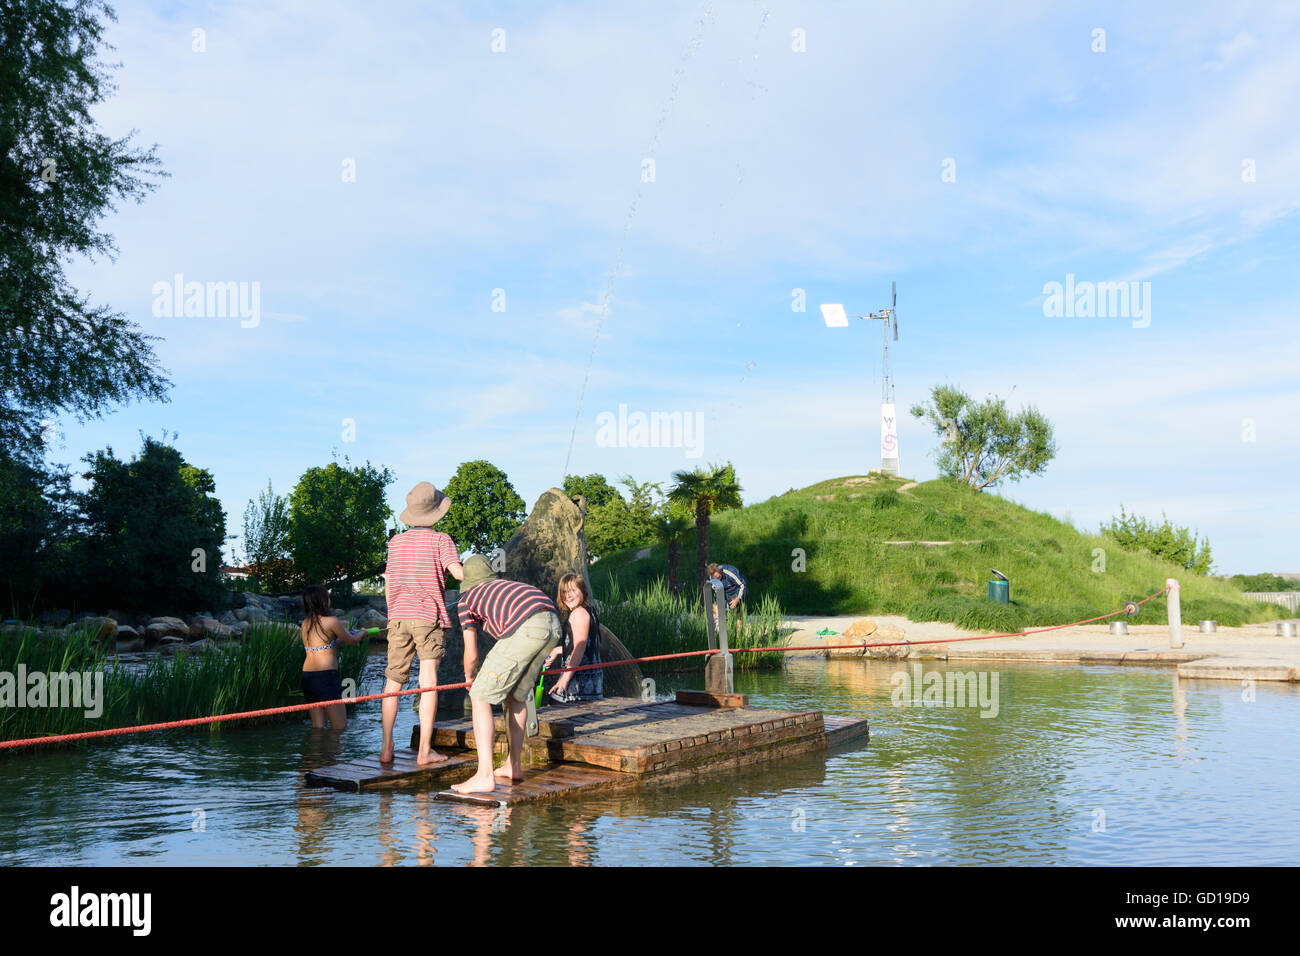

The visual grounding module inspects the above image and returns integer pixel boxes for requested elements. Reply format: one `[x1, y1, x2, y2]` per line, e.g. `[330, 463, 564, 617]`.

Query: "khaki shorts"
[469, 611, 561, 706]
[385, 620, 446, 684]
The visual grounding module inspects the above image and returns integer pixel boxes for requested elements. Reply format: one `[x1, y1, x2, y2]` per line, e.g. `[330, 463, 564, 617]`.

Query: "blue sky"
[50, 0, 1300, 575]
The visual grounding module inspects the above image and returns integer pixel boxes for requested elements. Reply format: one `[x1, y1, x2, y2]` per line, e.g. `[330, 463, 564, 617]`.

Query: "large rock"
[218, 610, 239, 626]
[354, 608, 387, 629]
[499, 488, 641, 698]
[145, 617, 189, 643]
[503, 488, 592, 600]
[234, 607, 270, 625]
[189, 617, 233, 639]
[68, 616, 119, 642]
[276, 595, 304, 615]
[364, 594, 387, 613]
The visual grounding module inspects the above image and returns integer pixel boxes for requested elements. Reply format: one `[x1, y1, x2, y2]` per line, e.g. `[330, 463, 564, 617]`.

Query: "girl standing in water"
[300, 585, 364, 730]
[545, 573, 604, 704]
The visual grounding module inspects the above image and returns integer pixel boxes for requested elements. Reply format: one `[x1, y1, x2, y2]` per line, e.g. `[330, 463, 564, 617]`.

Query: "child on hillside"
[300, 585, 365, 731]
[381, 481, 464, 766]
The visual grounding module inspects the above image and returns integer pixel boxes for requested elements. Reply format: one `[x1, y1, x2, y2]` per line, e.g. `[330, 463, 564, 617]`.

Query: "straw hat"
[399, 482, 451, 527]
[460, 554, 496, 591]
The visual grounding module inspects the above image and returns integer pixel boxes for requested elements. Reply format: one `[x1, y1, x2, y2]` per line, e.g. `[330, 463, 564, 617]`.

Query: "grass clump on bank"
[597, 577, 788, 674]
[592, 475, 1285, 629]
[0, 622, 368, 751]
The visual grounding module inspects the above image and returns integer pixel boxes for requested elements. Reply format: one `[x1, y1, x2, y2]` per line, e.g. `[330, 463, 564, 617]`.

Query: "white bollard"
[1167, 578, 1182, 649]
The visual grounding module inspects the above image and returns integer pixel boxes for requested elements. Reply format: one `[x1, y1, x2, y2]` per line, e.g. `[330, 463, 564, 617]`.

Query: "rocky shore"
[8, 591, 391, 656]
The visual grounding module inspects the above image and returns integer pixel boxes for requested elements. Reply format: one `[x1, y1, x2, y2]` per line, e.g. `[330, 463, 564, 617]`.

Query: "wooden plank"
[675, 689, 749, 708]
[433, 762, 637, 807]
[305, 752, 477, 792]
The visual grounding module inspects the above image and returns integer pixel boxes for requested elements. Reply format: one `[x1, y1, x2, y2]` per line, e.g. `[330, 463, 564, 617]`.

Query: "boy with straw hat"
[381, 481, 463, 765]
[451, 554, 562, 794]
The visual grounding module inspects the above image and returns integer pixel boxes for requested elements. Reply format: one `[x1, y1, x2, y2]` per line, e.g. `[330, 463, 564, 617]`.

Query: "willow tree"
[667, 462, 742, 597]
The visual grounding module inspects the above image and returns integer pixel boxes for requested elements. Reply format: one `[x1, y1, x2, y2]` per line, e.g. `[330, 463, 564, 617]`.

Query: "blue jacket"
[715, 564, 747, 603]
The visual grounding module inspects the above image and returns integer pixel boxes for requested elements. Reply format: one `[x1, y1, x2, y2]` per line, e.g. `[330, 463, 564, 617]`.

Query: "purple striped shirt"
[457, 579, 557, 639]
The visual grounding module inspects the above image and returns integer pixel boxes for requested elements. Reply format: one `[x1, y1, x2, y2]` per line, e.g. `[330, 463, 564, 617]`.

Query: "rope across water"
[0, 585, 1170, 751]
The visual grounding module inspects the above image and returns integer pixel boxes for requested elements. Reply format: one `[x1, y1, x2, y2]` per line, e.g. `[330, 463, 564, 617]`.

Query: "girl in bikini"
[300, 585, 364, 730]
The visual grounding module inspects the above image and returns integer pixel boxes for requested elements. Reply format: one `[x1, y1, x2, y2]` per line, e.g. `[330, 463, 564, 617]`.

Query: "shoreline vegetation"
[598, 578, 789, 674]
[0, 621, 368, 752]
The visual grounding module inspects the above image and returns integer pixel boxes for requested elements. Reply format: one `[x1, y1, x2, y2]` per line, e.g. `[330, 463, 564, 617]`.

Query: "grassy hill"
[591, 475, 1283, 631]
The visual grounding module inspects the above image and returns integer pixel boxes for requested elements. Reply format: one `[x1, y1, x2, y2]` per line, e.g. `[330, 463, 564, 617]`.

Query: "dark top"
[552, 604, 603, 703]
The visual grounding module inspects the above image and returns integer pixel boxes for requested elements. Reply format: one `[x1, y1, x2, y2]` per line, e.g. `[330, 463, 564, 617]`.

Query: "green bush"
[1101, 506, 1212, 575]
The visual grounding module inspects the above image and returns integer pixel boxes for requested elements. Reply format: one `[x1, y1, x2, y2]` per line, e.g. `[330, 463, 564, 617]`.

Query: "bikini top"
[303, 622, 338, 652]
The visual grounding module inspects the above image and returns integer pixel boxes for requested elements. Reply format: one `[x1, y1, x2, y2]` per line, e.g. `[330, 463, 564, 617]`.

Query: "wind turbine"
[819, 282, 901, 476]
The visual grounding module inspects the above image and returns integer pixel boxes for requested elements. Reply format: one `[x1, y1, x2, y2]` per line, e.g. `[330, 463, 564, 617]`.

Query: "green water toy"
[816, 627, 839, 636]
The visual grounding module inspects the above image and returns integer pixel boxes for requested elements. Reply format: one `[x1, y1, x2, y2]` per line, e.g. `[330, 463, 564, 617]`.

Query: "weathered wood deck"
[304, 692, 869, 804]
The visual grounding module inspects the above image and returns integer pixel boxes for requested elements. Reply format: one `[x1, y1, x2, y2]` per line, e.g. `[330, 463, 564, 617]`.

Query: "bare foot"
[379, 742, 394, 765]
[494, 766, 522, 784]
[416, 749, 449, 766]
[451, 773, 497, 794]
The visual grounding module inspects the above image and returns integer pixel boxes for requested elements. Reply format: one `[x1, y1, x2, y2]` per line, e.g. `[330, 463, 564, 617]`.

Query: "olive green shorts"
[385, 620, 445, 684]
[469, 611, 561, 705]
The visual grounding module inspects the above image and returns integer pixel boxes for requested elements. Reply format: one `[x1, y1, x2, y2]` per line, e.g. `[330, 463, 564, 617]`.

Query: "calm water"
[2, 653, 1297, 866]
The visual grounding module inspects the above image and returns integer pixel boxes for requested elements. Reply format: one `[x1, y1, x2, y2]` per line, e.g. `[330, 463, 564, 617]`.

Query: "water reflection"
[2, 657, 1298, 866]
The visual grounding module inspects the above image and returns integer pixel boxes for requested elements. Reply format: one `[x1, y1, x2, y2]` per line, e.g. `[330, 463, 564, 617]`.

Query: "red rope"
[0, 585, 1170, 751]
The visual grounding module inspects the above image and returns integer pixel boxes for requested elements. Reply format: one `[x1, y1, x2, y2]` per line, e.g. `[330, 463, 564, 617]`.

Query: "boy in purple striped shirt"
[451, 554, 562, 794]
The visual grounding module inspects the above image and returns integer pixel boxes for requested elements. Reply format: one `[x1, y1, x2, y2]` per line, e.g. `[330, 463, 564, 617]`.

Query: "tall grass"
[0, 622, 368, 751]
[597, 577, 788, 673]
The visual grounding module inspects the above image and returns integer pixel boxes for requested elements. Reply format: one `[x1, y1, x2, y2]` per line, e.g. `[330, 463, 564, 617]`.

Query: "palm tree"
[655, 500, 694, 596]
[667, 462, 743, 599]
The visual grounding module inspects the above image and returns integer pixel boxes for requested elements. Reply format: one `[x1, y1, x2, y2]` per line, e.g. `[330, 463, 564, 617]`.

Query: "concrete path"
[782, 614, 1300, 682]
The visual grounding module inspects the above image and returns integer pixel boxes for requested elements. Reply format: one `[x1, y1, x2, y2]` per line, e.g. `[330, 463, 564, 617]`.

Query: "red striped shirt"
[385, 528, 460, 627]
[457, 579, 557, 639]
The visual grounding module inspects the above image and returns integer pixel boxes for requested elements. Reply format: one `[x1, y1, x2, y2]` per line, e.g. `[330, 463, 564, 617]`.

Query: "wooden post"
[703, 580, 734, 694]
[1167, 577, 1182, 649]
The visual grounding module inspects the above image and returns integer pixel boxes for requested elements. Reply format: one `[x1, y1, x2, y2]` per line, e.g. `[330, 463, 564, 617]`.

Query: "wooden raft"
[305, 693, 869, 805]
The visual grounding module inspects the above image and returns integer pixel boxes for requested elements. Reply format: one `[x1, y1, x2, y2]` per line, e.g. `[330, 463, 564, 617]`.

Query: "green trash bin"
[988, 579, 1010, 604]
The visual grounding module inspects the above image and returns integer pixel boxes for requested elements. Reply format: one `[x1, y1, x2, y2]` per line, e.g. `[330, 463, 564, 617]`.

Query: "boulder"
[105, 609, 132, 625]
[68, 616, 118, 642]
[116, 637, 146, 653]
[503, 487, 592, 600]
[365, 594, 387, 613]
[864, 624, 911, 659]
[189, 617, 232, 639]
[276, 595, 304, 615]
[187, 638, 217, 652]
[229, 621, 249, 638]
[218, 610, 238, 626]
[498, 488, 641, 697]
[116, 624, 141, 639]
[355, 608, 387, 629]
[234, 607, 270, 625]
[157, 634, 185, 645]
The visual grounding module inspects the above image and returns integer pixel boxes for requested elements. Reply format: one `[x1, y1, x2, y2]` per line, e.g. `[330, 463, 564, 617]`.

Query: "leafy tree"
[585, 476, 661, 558]
[1102, 506, 1213, 575]
[242, 480, 296, 592]
[78, 435, 227, 611]
[1, 0, 169, 457]
[910, 384, 1055, 490]
[0, 454, 78, 609]
[562, 473, 619, 510]
[288, 459, 394, 591]
[667, 462, 743, 596]
[437, 460, 525, 554]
